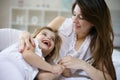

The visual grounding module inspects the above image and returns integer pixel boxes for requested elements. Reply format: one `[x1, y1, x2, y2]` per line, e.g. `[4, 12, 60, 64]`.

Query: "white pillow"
[112, 49, 120, 80]
[0, 28, 21, 51]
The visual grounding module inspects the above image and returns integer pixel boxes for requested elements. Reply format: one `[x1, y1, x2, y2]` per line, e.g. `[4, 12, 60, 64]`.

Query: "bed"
[0, 28, 120, 80]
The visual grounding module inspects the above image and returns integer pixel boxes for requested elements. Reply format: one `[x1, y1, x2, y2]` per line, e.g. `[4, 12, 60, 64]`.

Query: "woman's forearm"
[81, 62, 112, 80]
[61, 56, 112, 80]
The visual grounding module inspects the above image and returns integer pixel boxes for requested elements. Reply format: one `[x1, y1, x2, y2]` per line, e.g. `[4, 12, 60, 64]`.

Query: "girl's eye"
[51, 37, 55, 42]
[42, 33, 47, 36]
[50, 36, 55, 42]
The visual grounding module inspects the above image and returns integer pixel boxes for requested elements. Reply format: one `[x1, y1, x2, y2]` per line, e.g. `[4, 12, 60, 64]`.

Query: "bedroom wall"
[0, 0, 74, 28]
[0, 0, 120, 28]
[105, 0, 120, 48]
[0, 0, 120, 48]
[0, 0, 17, 28]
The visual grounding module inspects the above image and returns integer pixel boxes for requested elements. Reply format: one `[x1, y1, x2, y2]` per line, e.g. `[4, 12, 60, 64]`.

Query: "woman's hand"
[59, 55, 86, 70]
[19, 31, 35, 53]
[60, 56, 112, 80]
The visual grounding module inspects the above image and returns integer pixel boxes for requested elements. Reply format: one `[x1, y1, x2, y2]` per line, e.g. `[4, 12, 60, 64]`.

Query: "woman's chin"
[73, 26, 81, 31]
[74, 28, 80, 33]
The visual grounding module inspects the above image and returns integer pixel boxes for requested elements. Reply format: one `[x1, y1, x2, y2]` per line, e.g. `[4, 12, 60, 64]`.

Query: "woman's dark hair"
[72, 0, 116, 80]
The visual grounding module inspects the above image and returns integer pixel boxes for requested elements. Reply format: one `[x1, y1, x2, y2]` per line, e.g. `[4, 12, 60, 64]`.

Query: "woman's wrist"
[80, 60, 90, 71]
[81, 60, 96, 75]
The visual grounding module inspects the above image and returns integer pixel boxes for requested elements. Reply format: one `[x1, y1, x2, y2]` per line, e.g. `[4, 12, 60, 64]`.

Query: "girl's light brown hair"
[32, 26, 62, 62]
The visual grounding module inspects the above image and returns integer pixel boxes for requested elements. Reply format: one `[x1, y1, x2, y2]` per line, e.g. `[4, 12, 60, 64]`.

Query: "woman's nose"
[72, 16, 79, 23]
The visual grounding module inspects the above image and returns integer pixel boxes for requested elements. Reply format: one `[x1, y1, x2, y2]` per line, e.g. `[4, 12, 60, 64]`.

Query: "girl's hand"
[59, 55, 86, 70]
[62, 68, 72, 77]
[22, 42, 35, 54]
[58, 59, 72, 77]
[52, 64, 65, 75]
[19, 31, 35, 53]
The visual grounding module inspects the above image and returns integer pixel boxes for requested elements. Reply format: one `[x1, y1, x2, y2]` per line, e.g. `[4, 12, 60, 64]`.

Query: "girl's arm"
[47, 16, 65, 31]
[22, 44, 64, 74]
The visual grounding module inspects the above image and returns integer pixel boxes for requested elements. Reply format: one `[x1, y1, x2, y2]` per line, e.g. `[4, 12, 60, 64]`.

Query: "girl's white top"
[0, 39, 44, 80]
[57, 18, 92, 80]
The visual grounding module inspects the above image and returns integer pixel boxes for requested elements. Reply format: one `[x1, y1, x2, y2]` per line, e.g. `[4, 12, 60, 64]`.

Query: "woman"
[19, 0, 116, 80]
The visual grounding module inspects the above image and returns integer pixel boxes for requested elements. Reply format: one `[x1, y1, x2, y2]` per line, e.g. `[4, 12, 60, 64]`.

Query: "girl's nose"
[46, 36, 51, 41]
[46, 36, 50, 39]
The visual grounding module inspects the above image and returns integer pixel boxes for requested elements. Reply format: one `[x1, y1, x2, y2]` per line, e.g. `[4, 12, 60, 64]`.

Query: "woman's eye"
[72, 12, 76, 16]
[72, 11, 84, 20]
[78, 15, 84, 20]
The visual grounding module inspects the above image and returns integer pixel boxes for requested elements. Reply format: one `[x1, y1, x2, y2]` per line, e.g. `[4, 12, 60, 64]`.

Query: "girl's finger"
[30, 36, 35, 47]
[18, 37, 25, 53]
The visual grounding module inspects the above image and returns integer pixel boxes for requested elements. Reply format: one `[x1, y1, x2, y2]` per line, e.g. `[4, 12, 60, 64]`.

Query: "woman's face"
[36, 29, 55, 56]
[72, 4, 93, 36]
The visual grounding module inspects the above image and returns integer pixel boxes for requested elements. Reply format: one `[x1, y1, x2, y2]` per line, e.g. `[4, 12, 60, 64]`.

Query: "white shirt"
[0, 39, 44, 80]
[57, 18, 92, 80]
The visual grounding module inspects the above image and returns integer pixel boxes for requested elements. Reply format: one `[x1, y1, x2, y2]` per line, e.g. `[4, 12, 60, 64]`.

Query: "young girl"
[0, 27, 64, 80]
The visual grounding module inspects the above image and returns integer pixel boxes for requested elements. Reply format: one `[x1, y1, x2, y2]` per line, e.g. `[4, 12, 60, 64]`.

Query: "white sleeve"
[34, 39, 44, 60]
[58, 18, 73, 37]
